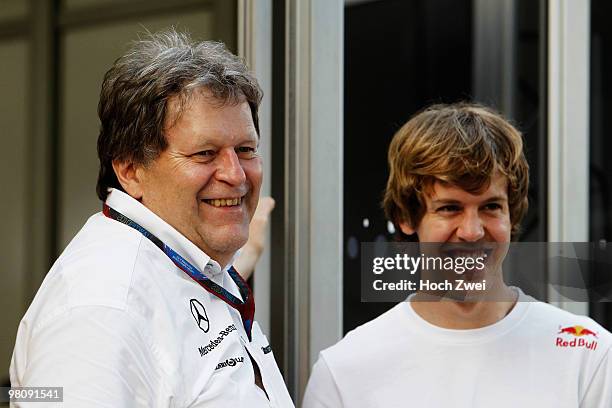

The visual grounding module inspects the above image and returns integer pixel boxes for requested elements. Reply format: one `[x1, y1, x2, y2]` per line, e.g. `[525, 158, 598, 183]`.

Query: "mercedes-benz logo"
[190, 299, 210, 333]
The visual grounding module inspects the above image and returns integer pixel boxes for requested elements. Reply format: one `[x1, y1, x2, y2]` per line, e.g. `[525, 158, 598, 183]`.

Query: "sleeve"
[302, 355, 344, 408]
[580, 346, 612, 408]
[10, 306, 169, 408]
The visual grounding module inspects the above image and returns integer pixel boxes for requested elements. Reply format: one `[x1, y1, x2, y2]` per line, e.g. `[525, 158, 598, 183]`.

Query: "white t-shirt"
[303, 290, 612, 408]
[10, 189, 294, 408]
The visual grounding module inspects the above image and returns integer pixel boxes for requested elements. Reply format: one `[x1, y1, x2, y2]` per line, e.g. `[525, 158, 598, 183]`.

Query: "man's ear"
[112, 160, 144, 200]
[398, 220, 416, 236]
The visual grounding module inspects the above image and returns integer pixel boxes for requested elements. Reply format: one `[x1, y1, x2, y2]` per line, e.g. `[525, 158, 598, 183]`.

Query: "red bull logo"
[558, 325, 598, 338]
[556, 325, 598, 350]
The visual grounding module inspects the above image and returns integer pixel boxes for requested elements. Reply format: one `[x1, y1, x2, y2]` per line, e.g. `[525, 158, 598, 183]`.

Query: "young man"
[11, 30, 293, 407]
[303, 103, 612, 407]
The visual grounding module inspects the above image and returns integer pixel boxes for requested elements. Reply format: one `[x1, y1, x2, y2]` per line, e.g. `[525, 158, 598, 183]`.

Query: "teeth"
[453, 251, 485, 258]
[205, 197, 242, 207]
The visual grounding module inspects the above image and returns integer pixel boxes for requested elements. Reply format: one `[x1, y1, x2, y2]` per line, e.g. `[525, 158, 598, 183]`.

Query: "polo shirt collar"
[105, 188, 235, 278]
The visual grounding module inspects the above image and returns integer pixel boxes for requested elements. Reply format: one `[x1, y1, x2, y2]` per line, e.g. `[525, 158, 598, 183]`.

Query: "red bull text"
[555, 325, 598, 350]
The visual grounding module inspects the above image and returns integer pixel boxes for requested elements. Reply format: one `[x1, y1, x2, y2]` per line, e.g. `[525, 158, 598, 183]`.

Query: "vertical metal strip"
[308, 0, 343, 376]
[284, 0, 343, 401]
[269, 0, 287, 382]
[284, 0, 310, 398]
[548, 0, 563, 244]
[547, 0, 590, 314]
[236, 0, 274, 340]
[285, 0, 316, 399]
[472, 0, 517, 116]
[538, 0, 549, 243]
[237, 0, 251, 62]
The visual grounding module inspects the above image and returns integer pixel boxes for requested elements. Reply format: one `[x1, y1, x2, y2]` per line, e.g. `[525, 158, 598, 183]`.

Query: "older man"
[303, 103, 612, 408]
[10, 30, 293, 407]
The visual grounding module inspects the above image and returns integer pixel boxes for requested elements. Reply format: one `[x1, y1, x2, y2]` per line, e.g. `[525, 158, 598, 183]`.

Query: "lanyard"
[103, 204, 255, 341]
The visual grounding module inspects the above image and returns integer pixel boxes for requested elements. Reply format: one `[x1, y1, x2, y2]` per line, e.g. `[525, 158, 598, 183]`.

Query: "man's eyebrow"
[482, 195, 508, 202]
[430, 199, 461, 206]
[430, 196, 508, 206]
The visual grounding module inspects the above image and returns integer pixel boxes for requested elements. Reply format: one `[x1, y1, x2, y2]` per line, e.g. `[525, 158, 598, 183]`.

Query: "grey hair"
[96, 28, 262, 201]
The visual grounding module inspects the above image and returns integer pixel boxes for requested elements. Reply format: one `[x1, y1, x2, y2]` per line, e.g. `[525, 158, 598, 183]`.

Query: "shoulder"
[331, 302, 408, 345]
[59, 213, 146, 305]
[308, 303, 415, 405]
[320, 303, 411, 370]
[23, 213, 165, 330]
[526, 300, 611, 342]
[13, 215, 172, 390]
[303, 356, 344, 408]
[59, 212, 145, 270]
[521, 301, 612, 373]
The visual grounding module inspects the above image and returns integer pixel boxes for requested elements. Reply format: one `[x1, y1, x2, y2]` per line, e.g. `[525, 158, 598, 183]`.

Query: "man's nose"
[215, 149, 246, 185]
[456, 209, 485, 241]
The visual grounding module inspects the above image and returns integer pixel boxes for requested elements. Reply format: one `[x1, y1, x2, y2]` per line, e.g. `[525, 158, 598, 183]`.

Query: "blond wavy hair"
[383, 103, 529, 240]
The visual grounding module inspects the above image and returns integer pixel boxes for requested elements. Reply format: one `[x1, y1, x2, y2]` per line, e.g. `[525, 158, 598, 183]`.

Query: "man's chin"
[198, 230, 248, 260]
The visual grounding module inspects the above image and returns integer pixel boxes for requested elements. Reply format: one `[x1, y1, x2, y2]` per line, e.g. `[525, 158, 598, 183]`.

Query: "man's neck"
[410, 285, 518, 329]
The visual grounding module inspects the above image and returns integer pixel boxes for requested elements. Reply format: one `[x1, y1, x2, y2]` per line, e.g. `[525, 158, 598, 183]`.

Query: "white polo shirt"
[10, 189, 294, 408]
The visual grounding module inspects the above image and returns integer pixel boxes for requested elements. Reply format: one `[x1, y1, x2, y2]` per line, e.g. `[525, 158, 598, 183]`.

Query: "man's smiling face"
[399, 172, 511, 244]
[135, 89, 262, 266]
[399, 172, 511, 281]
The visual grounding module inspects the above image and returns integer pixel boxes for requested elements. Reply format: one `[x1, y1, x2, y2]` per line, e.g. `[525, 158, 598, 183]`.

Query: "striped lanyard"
[103, 204, 255, 340]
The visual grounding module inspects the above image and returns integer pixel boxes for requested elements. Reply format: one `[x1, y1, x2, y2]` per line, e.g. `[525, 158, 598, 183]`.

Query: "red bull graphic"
[558, 325, 598, 338]
[556, 325, 598, 350]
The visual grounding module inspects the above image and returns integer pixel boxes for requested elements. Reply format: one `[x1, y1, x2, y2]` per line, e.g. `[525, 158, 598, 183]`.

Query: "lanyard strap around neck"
[102, 203, 255, 340]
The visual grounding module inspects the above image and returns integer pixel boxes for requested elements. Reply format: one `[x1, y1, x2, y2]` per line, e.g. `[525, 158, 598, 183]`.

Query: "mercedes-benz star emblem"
[190, 299, 210, 333]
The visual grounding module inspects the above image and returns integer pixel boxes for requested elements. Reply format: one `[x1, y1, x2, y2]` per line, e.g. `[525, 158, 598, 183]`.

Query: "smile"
[203, 197, 243, 207]
[442, 247, 493, 260]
